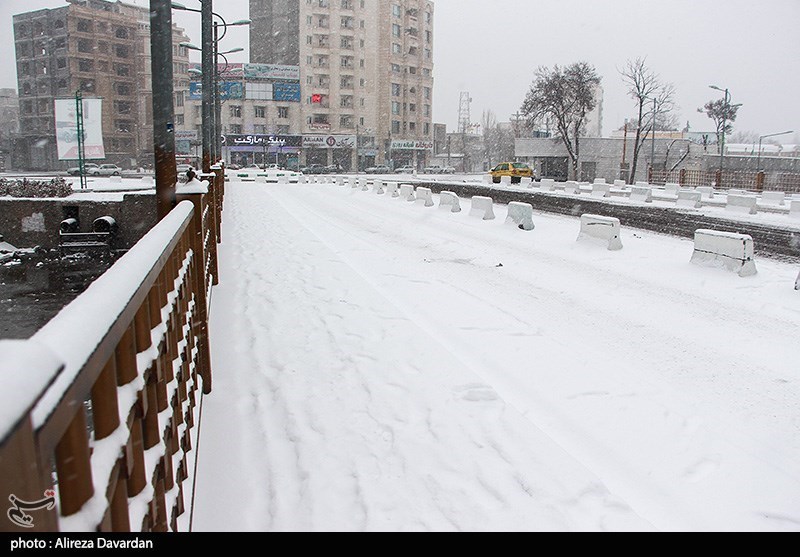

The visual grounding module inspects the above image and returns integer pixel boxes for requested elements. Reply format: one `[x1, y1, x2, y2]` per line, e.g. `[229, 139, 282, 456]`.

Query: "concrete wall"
[0, 193, 157, 251]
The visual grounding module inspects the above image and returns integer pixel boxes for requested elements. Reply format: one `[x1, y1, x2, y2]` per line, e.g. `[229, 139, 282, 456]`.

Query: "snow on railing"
[0, 170, 224, 532]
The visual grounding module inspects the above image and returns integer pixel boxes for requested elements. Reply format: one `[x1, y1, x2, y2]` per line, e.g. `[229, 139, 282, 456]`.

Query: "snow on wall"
[470, 196, 495, 220]
[414, 188, 434, 207]
[30, 201, 195, 429]
[505, 202, 535, 231]
[630, 186, 653, 203]
[577, 214, 624, 251]
[690, 229, 758, 278]
[677, 190, 702, 209]
[438, 191, 461, 213]
[726, 194, 758, 215]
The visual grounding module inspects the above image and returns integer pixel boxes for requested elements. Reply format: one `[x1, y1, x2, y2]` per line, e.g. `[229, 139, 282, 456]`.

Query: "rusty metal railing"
[0, 173, 223, 532]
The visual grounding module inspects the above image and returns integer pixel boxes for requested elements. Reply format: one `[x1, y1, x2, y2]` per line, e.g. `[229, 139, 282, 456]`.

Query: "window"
[392, 24, 401, 37]
[392, 43, 401, 55]
[277, 125, 290, 134]
[392, 120, 400, 134]
[340, 56, 354, 69]
[340, 95, 353, 108]
[77, 19, 93, 33]
[341, 36, 354, 49]
[78, 59, 93, 72]
[392, 4, 402, 17]
[340, 115, 354, 129]
[424, 87, 431, 100]
[253, 125, 267, 134]
[176, 114, 184, 125]
[115, 64, 130, 77]
[340, 75, 354, 89]
[255, 106, 266, 118]
[175, 91, 184, 107]
[115, 44, 130, 58]
[77, 39, 93, 53]
[230, 105, 242, 118]
[230, 124, 243, 134]
[115, 101, 133, 114]
[116, 120, 133, 133]
[392, 101, 400, 115]
[116, 83, 132, 96]
[278, 107, 290, 119]
[392, 83, 401, 97]
[424, 123, 430, 136]
[341, 16, 354, 29]
[115, 27, 129, 39]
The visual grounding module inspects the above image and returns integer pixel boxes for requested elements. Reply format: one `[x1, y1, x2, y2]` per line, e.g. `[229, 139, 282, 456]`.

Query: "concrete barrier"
[577, 214, 623, 250]
[564, 181, 581, 195]
[439, 191, 462, 213]
[690, 229, 757, 277]
[360, 178, 370, 191]
[483, 174, 493, 184]
[523, 177, 535, 188]
[470, 196, 496, 220]
[372, 179, 385, 195]
[539, 179, 555, 192]
[399, 184, 415, 201]
[796, 269, 800, 291]
[500, 176, 512, 186]
[140, 176, 154, 185]
[505, 202, 535, 231]
[386, 182, 400, 198]
[614, 180, 627, 188]
[277, 174, 289, 184]
[726, 194, 758, 215]
[635, 181, 650, 188]
[336, 176, 346, 186]
[696, 186, 714, 200]
[790, 200, 800, 219]
[255, 175, 268, 183]
[350, 177, 360, 188]
[664, 183, 680, 195]
[414, 187, 434, 207]
[591, 181, 611, 198]
[629, 185, 653, 203]
[760, 191, 786, 206]
[676, 190, 702, 209]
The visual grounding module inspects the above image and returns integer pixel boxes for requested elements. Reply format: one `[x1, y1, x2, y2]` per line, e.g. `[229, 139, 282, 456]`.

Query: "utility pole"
[150, 0, 177, 220]
[201, 0, 213, 173]
[650, 97, 657, 178]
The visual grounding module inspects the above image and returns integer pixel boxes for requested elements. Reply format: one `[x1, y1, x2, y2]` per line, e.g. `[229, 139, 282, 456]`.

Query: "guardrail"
[0, 172, 223, 532]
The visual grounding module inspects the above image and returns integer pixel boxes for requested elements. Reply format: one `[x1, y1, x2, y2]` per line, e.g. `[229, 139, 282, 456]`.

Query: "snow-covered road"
[192, 181, 800, 532]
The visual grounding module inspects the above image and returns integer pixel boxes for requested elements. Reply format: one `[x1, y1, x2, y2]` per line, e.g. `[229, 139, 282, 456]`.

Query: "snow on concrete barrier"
[414, 187, 434, 207]
[386, 182, 399, 198]
[564, 181, 581, 195]
[505, 202, 535, 231]
[500, 176, 512, 185]
[726, 194, 758, 215]
[539, 179, 555, 192]
[790, 200, 800, 219]
[696, 186, 714, 200]
[796, 269, 800, 291]
[629, 185, 652, 203]
[523, 177, 535, 188]
[350, 177, 360, 188]
[690, 229, 757, 277]
[665, 183, 680, 195]
[255, 175, 268, 183]
[360, 178, 370, 191]
[470, 196, 496, 220]
[635, 181, 650, 188]
[577, 214, 623, 251]
[372, 180, 385, 194]
[760, 191, 786, 206]
[439, 191, 462, 213]
[676, 190, 702, 209]
[140, 175, 154, 185]
[298, 175, 307, 184]
[277, 174, 289, 185]
[591, 181, 611, 198]
[399, 184, 415, 201]
[483, 174, 493, 184]
[336, 176, 346, 186]
[614, 180, 627, 188]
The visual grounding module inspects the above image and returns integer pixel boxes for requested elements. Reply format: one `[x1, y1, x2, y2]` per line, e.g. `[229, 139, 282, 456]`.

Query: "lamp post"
[757, 131, 793, 172]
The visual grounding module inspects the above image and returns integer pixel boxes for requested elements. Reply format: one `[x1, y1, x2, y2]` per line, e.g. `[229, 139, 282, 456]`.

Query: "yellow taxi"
[489, 162, 534, 184]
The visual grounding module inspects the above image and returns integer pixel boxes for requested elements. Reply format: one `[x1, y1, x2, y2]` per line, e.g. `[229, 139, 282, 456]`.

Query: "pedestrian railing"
[0, 173, 223, 532]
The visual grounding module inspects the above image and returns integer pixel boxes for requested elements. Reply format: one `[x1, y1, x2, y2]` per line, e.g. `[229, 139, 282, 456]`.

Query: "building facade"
[12, 0, 191, 170]
[249, 0, 435, 171]
[0, 89, 20, 172]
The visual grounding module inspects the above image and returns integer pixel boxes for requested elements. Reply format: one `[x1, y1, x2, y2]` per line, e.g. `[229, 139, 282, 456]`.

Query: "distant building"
[249, 0, 435, 171]
[12, 0, 191, 170]
[0, 89, 19, 172]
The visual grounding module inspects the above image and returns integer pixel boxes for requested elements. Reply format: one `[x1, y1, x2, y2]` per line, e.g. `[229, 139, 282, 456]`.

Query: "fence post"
[679, 168, 687, 187]
[756, 171, 765, 192]
[715, 169, 723, 189]
[648, 166, 653, 184]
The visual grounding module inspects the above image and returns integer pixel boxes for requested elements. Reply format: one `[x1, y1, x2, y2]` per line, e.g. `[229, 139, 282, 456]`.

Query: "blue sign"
[273, 82, 301, 102]
[189, 82, 244, 101]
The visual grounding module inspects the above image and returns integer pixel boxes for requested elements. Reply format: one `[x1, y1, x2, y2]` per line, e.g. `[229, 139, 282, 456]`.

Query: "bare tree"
[520, 62, 601, 181]
[620, 57, 676, 184]
[699, 98, 740, 153]
[480, 110, 515, 167]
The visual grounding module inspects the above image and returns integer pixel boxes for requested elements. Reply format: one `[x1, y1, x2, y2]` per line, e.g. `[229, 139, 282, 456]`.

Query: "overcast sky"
[2, 0, 798, 141]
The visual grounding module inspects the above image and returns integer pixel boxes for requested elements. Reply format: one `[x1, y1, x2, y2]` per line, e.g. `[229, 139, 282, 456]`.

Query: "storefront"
[222, 134, 302, 169]
[389, 139, 434, 171]
[302, 135, 356, 171]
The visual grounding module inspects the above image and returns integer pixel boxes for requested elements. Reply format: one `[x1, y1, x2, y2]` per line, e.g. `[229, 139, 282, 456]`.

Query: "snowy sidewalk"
[192, 182, 800, 532]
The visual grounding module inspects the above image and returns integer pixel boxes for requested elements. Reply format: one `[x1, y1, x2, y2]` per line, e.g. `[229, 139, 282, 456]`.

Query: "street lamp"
[757, 131, 793, 172]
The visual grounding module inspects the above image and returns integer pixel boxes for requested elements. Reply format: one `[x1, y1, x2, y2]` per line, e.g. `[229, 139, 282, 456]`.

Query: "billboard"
[243, 63, 301, 81]
[303, 135, 356, 149]
[391, 140, 434, 151]
[272, 82, 301, 102]
[223, 134, 303, 148]
[54, 98, 105, 160]
[189, 81, 244, 100]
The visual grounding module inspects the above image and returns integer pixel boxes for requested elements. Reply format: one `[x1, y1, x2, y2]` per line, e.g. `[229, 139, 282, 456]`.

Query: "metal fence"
[648, 168, 800, 193]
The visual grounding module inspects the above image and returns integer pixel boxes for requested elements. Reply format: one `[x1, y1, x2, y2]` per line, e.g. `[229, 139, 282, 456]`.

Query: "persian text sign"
[54, 98, 105, 160]
[302, 135, 356, 149]
[243, 64, 301, 81]
[391, 140, 434, 151]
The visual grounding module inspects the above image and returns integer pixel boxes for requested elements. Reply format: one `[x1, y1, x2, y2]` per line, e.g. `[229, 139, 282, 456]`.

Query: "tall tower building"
[12, 0, 190, 170]
[250, 0, 435, 171]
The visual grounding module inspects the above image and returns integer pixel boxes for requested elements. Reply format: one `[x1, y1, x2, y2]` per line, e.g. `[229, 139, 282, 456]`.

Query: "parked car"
[301, 164, 327, 174]
[395, 166, 416, 174]
[365, 165, 392, 174]
[67, 163, 100, 176]
[325, 164, 344, 173]
[90, 164, 123, 177]
[489, 162, 533, 184]
[423, 165, 456, 174]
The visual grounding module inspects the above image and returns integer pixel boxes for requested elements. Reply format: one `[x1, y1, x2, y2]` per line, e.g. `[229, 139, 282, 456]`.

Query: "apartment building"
[12, 0, 190, 170]
[250, 0, 434, 170]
